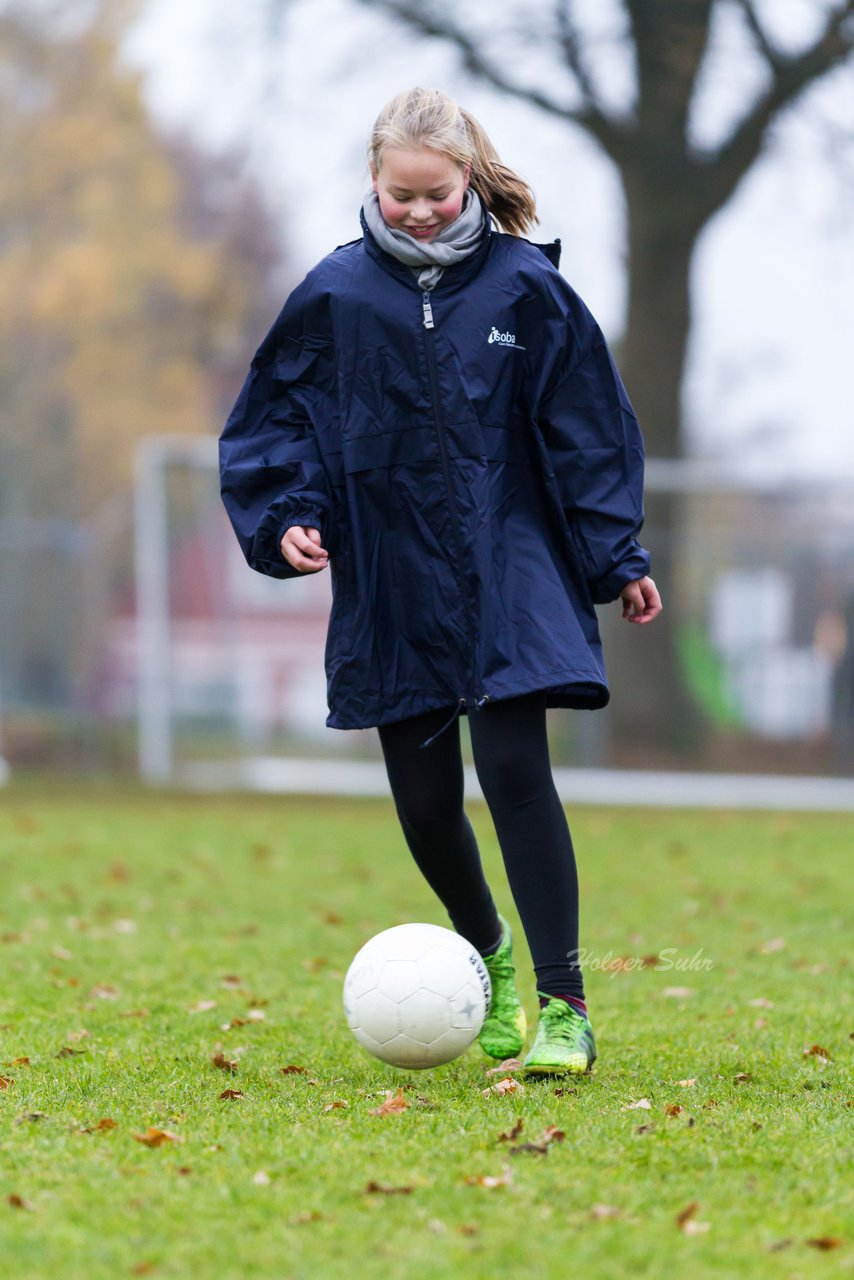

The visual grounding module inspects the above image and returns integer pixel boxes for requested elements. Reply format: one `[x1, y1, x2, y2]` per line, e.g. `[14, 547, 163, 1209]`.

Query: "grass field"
[0, 784, 850, 1279]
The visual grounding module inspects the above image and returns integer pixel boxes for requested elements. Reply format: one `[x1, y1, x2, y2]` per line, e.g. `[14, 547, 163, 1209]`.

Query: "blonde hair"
[368, 87, 538, 237]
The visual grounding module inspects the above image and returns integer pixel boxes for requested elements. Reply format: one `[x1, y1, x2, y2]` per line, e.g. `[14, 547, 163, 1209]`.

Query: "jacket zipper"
[421, 290, 485, 708]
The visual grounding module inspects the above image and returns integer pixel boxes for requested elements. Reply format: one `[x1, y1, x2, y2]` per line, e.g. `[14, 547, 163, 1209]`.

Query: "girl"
[220, 87, 661, 1075]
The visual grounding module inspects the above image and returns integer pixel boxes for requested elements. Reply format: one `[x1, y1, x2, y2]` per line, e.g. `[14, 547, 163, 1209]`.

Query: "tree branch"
[355, 0, 630, 160]
[703, 0, 854, 214]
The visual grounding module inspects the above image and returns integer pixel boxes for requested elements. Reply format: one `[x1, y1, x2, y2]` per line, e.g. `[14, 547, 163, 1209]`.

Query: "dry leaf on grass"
[132, 1127, 179, 1147]
[482, 1076, 523, 1097]
[484, 1058, 523, 1076]
[219, 1089, 243, 1101]
[589, 1204, 621, 1220]
[465, 1166, 513, 1188]
[664, 1104, 683, 1117]
[676, 1201, 710, 1234]
[210, 1052, 238, 1074]
[8, 1057, 30, 1067]
[677, 1078, 696, 1087]
[509, 1125, 565, 1156]
[0, 1076, 14, 1089]
[188, 1000, 217, 1014]
[324, 1100, 348, 1111]
[497, 1118, 524, 1143]
[81, 1118, 117, 1134]
[733, 1072, 752, 1085]
[55, 1047, 85, 1058]
[90, 984, 119, 1000]
[364, 1180, 413, 1195]
[8, 1193, 29, 1210]
[371, 1087, 408, 1117]
[280, 1064, 308, 1076]
[806, 1236, 843, 1251]
[802, 1044, 833, 1061]
[621, 1098, 651, 1111]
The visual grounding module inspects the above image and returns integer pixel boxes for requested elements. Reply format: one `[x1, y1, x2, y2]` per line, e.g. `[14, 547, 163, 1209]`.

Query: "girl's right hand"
[280, 525, 329, 573]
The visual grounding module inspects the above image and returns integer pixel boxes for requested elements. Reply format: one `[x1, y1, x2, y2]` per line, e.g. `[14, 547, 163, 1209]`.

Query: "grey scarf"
[362, 188, 485, 290]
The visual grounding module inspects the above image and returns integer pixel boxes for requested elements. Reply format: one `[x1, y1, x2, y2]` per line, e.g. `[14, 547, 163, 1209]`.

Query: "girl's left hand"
[620, 576, 662, 624]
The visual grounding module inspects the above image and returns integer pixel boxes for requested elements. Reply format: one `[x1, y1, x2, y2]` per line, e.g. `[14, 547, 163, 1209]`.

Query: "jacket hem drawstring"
[418, 695, 490, 749]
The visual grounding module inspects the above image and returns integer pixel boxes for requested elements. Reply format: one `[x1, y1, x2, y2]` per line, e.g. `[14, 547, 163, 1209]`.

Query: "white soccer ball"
[343, 923, 491, 1069]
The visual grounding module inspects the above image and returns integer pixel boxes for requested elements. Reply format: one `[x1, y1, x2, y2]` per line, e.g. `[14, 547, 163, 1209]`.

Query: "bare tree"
[351, 0, 854, 751]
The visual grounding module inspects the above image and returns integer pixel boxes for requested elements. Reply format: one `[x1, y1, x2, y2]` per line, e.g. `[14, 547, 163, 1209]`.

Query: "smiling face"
[372, 146, 470, 242]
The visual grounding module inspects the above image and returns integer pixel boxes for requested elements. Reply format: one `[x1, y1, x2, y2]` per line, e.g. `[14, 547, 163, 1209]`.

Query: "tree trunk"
[600, 165, 702, 756]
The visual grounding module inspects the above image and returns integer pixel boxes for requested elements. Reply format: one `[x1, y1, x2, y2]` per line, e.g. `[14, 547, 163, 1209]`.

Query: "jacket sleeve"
[219, 273, 335, 580]
[536, 293, 651, 604]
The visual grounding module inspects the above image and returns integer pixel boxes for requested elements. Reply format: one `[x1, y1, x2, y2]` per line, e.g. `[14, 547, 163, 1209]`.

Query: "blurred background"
[2, 0, 854, 787]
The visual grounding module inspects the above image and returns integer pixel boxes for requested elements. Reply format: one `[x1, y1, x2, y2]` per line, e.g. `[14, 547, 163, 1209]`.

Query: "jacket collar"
[359, 208, 493, 293]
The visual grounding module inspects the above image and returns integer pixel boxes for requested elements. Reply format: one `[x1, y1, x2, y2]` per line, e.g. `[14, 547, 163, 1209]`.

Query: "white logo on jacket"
[487, 326, 526, 350]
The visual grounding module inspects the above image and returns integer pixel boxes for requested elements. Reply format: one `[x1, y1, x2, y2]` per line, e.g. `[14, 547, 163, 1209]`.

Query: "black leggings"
[377, 690, 584, 1000]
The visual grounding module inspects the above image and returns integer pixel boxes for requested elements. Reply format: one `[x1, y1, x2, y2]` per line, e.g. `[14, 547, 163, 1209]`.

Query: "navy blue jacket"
[220, 217, 651, 731]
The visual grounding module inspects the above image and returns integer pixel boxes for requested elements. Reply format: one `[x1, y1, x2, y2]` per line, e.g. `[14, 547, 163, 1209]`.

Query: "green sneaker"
[523, 994, 596, 1075]
[478, 916, 527, 1060]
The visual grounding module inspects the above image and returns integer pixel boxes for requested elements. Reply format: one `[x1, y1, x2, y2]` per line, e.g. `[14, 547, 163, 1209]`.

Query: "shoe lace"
[540, 1000, 586, 1045]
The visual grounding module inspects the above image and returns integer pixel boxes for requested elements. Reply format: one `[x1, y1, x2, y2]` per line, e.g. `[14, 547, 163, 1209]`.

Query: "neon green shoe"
[523, 994, 596, 1075]
[478, 916, 527, 1060]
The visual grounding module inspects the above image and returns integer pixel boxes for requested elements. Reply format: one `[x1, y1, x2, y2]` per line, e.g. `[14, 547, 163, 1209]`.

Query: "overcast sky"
[125, 0, 854, 480]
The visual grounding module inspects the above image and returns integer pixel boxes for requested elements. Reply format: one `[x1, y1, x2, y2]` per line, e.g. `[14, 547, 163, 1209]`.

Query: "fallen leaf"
[465, 1167, 513, 1188]
[90, 984, 119, 1000]
[733, 1072, 752, 1085]
[188, 1000, 217, 1014]
[16, 1112, 48, 1125]
[676, 1201, 699, 1227]
[634, 1123, 655, 1134]
[510, 1127, 565, 1156]
[767, 1239, 793, 1252]
[210, 1052, 238, 1074]
[291, 1210, 323, 1223]
[323, 911, 343, 925]
[221, 975, 242, 988]
[364, 1180, 413, 1195]
[119, 1009, 150, 1018]
[219, 1089, 243, 1100]
[8, 1057, 30, 1067]
[178, 1167, 192, 1176]
[7, 1194, 29, 1210]
[247, 1009, 266, 1022]
[0, 1076, 14, 1089]
[55, 1047, 85, 1058]
[132, 1128, 179, 1147]
[621, 1098, 652, 1111]
[664, 1104, 683, 1117]
[682, 1219, 711, 1235]
[497, 1118, 524, 1143]
[457, 1223, 480, 1235]
[280, 1064, 307, 1075]
[324, 1100, 348, 1111]
[589, 1204, 621, 1220]
[806, 1236, 843, 1251]
[482, 1076, 523, 1096]
[484, 1058, 523, 1077]
[371, 1087, 408, 1117]
[677, 1078, 696, 1087]
[802, 1044, 833, 1061]
[81, 1117, 117, 1134]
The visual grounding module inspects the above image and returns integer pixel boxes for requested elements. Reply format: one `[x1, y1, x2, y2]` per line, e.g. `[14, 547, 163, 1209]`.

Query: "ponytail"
[369, 88, 538, 237]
